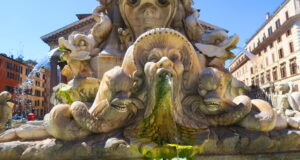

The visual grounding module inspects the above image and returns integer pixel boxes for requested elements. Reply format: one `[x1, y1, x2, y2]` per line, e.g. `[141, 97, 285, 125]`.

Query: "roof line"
[0, 54, 31, 67]
[246, 0, 290, 44]
[40, 15, 94, 42]
[229, 52, 246, 66]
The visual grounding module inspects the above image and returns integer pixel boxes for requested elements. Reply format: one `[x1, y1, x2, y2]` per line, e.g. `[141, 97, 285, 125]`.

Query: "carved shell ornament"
[132, 28, 197, 69]
[122, 28, 204, 94]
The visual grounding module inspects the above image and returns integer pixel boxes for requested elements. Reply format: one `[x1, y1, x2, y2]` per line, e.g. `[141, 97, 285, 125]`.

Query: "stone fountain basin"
[1, 127, 300, 160]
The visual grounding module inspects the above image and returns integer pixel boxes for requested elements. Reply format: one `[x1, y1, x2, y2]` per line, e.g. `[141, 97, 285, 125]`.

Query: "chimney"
[266, 12, 271, 20]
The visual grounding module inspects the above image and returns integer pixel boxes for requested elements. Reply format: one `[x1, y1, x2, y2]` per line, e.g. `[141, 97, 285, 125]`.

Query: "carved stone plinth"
[90, 54, 124, 79]
[2, 128, 300, 160]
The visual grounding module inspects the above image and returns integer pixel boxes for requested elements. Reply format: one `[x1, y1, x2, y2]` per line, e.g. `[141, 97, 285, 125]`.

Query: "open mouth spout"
[156, 68, 175, 80]
[141, 67, 179, 145]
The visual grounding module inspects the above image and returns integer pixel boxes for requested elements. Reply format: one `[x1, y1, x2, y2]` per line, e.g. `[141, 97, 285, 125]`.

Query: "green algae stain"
[132, 143, 205, 159]
[131, 74, 212, 159]
[139, 74, 178, 145]
[56, 84, 75, 104]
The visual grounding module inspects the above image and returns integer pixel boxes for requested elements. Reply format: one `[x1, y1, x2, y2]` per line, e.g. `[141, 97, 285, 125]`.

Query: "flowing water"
[23, 47, 59, 85]
[15, 48, 61, 116]
[166, 74, 181, 159]
[235, 47, 260, 64]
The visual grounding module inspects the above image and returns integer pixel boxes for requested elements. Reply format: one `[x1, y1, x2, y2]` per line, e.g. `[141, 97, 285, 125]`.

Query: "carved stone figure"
[272, 82, 300, 129]
[0, 91, 14, 132]
[197, 67, 276, 131]
[91, 11, 113, 50]
[53, 32, 101, 105]
[273, 82, 300, 114]
[118, 28, 133, 51]
[51, 77, 100, 105]
[289, 92, 300, 111]
[184, 9, 204, 42]
[0, 67, 142, 142]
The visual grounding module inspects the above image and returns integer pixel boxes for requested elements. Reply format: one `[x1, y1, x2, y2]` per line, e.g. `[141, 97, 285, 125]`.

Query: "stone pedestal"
[197, 153, 300, 160]
[2, 128, 300, 160]
[90, 54, 124, 80]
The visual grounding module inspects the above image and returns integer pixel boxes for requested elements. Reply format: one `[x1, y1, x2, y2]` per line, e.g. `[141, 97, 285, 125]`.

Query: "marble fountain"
[1, 0, 300, 159]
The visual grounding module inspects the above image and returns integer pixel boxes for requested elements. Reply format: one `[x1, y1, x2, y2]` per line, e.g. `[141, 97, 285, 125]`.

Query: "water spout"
[15, 47, 60, 116]
[30, 47, 59, 75]
[166, 74, 172, 86]
[236, 47, 260, 64]
[165, 74, 181, 158]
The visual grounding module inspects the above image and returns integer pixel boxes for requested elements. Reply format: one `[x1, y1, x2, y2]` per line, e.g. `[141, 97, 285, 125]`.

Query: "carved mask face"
[123, 28, 202, 119]
[198, 68, 237, 115]
[119, 0, 178, 38]
[142, 48, 184, 118]
[144, 48, 184, 81]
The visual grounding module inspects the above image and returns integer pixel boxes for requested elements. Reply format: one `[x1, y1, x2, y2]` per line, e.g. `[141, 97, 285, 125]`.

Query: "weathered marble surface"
[197, 153, 300, 160]
[0, 131, 141, 160]
[2, 0, 300, 159]
[0, 91, 14, 132]
[1, 128, 300, 160]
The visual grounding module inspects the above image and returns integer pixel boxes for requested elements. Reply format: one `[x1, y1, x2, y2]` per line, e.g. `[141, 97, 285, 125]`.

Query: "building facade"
[17, 67, 51, 119]
[0, 54, 27, 96]
[229, 0, 300, 94]
[0, 54, 51, 119]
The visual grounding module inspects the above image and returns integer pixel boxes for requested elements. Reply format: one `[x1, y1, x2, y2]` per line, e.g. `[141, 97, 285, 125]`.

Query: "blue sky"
[0, 0, 284, 65]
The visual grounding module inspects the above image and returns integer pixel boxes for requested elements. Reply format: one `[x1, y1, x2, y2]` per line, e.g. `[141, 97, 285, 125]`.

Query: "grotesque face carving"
[198, 68, 239, 115]
[144, 48, 184, 84]
[119, 0, 178, 38]
[130, 29, 204, 118]
[120, 29, 206, 144]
